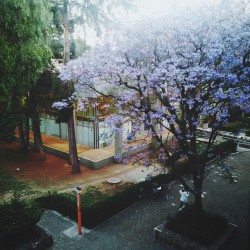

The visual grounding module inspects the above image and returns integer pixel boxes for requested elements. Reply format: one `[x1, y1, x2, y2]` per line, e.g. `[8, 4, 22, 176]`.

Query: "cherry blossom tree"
[54, 1, 250, 209]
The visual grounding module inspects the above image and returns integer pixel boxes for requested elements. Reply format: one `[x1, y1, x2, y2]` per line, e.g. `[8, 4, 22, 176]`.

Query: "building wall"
[76, 120, 94, 147]
[39, 114, 169, 148]
[39, 115, 115, 148]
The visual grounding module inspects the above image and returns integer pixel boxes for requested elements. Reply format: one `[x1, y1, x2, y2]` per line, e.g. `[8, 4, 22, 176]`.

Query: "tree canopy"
[0, 0, 52, 112]
[54, 1, 250, 208]
[50, 0, 135, 61]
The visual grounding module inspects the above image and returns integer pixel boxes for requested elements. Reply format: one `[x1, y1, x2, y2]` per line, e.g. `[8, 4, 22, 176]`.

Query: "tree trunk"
[30, 90, 46, 160]
[18, 122, 26, 150]
[63, 0, 70, 64]
[62, 0, 79, 173]
[68, 108, 80, 173]
[32, 114, 46, 160]
[193, 174, 203, 211]
[25, 116, 29, 148]
[18, 116, 29, 151]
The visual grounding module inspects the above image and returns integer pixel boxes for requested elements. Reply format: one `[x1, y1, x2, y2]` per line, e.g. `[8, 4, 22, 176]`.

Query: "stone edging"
[154, 220, 237, 249]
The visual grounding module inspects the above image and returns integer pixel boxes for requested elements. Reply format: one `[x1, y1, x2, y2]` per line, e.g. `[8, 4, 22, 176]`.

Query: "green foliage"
[50, 0, 134, 59]
[228, 107, 243, 122]
[82, 186, 109, 207]
[75, 36, 91, 57]
[243, 117, 250, 136]
[0, 168, 28, 196]
[211, 139, 237, 155]
[198, 140, 237, 165]
[35, 166, 193, 229]
[165, 204, 227, 245]
[0, 197, 43, 247]
[221, 121, 246, 133]
[36, 184, 139, 228]
[0, 114, 18, 143]
[0, 0, 52, 112]
[36, 191, 77, 220]
[220, 117, 250, 134]
[82, 184, 139, 228]
[244, 117, 250, 127]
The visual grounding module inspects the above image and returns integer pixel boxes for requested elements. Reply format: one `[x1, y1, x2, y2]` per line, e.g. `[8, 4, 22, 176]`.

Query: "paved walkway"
[37, 151, 250, 250]
[17, 129, 174, 169]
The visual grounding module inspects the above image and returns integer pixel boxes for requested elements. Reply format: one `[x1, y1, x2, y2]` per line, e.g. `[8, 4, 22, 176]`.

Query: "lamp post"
[76, 186, 82, 235]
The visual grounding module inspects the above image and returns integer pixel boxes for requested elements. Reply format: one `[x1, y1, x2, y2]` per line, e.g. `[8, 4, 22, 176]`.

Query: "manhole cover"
[107, 177, 121, 184]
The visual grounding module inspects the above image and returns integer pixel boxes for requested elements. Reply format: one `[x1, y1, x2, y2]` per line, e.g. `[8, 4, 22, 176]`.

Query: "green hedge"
[221, 119, 250, 133]
[0, 198, 43, 248]
[36, 140, 236, 229]
[197, 139, 236, 166]
[36, 191, 77, 221]
[244, 117, 250, 127]
[211, 139, 236, 154]
[83, 185, 139, 228]
[36, 185, 140, 228]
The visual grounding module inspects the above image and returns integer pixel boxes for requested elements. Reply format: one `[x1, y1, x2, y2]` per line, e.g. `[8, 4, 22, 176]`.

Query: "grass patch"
[0, 147, 30, 197]
[0, 168, 28, 196]
[165, 205, 227, 246]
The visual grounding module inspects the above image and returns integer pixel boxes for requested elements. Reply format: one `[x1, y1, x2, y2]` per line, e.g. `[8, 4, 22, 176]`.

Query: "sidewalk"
[20, 130, 156, 169]
[23, 132, 115, 169]
[38, 151, 250, 250]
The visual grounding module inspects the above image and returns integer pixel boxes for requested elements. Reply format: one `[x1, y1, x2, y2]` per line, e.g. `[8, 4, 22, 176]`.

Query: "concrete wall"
[40, 114, 170, 149]
[76, 120, 94, 147]
[40, 116, 115, 148]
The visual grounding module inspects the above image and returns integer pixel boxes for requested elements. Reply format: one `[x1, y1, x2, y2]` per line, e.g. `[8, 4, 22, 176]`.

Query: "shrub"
[83, 185, 139, 228]
[36, 191, 77, 221]
[165, 204, 227, 245]
[198, 139, 237, 165]
[36, 185, 139, 228]
[211, 139, 236, 155]
[243, 117, 250, 128]
[0, 197, 43, 248]
[221, 121, 247, 133]
[82, 186, 109, 207]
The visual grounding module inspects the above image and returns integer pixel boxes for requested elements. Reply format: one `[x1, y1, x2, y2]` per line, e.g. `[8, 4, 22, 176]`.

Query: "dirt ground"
[0, 141, 160, 198]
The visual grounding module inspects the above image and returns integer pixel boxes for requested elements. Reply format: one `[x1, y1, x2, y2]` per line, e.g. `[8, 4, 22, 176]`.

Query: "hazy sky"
[84, 0, 223, 45]
[132, 0, 221, 17]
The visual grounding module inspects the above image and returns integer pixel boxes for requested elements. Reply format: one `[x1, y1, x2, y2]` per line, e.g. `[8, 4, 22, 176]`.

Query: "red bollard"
[76, 186, 82, 235]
